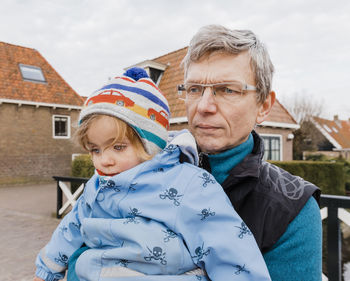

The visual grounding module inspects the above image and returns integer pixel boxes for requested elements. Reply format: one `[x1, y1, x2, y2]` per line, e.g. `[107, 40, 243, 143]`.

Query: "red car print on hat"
[87, 89, 135, 107]
[147, 108, 169, 129]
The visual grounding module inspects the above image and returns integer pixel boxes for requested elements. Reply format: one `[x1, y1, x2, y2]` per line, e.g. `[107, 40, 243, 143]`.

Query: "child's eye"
[90, 148, 100, 154]
[114, 144, 126, 151]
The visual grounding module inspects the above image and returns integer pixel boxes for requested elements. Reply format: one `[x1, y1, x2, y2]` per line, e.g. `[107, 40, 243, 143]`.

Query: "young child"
[34, 68, 271, 281]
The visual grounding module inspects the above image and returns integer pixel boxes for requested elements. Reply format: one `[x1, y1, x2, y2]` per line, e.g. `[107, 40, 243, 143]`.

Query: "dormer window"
[125, 60, 167, 86]
[149, 67, 163, 85]
[19, 64, 46, 83]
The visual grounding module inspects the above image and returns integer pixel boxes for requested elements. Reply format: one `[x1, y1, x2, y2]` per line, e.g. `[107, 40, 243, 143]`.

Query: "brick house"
[127, 47, 299, 161]
[0, 42, 84, 184]
[302, 115, 350, 160]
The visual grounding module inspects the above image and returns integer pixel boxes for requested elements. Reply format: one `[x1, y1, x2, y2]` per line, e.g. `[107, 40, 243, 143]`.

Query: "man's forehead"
[185, 51, 254, 84]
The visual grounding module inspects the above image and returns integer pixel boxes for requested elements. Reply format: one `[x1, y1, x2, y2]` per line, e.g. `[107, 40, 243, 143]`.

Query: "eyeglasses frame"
[177, 81, 257, 100]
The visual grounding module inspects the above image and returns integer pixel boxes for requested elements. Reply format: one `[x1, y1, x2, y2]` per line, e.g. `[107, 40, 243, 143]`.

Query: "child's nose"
[100, 151, 115, 166]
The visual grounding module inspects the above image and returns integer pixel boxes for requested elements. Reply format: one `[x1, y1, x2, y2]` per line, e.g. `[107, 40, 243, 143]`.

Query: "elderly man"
[179, 24, 321, 280]
[64, 25, 321, 281]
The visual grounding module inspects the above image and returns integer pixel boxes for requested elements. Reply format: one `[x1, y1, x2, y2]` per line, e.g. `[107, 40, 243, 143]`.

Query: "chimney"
[334, 115, 339, 121]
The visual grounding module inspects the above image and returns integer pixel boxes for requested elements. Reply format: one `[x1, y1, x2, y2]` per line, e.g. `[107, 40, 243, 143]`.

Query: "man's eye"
[187, 86, 201, 94]
[217, 86, 241, 95]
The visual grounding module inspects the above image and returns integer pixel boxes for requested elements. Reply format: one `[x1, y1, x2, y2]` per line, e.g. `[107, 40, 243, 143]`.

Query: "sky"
[1, 0, 350, 120]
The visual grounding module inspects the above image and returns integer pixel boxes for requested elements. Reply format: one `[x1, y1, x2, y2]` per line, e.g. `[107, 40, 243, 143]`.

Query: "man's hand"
[33, 277, 44, 281]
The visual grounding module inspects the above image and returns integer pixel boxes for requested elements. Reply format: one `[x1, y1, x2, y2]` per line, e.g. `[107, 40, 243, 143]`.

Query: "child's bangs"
[109, 117, 129, 145]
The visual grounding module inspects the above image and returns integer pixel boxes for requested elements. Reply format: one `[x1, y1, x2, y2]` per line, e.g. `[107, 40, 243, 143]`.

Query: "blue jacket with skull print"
[35, 130, 271, 281]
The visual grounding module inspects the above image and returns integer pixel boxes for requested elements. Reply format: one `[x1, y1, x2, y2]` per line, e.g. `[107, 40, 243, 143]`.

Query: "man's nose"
[196, 87, 217, 114]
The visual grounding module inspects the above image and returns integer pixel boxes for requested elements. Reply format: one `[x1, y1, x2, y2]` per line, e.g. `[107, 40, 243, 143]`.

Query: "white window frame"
[52, 115, 71, 139]
[260, 134, 283, 161]
[72, 153, 84, 161]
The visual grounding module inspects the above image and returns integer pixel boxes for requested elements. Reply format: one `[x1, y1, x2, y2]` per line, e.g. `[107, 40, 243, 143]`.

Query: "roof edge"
[36, 51, 84, 103]
[275, 99, 298, 124]
[258, 121, 300, 129]
[125, 60, 168, 71]
[311, 117, 342, 149]
[0, 98, 82, 110]
[0, 41, 36, 51]
[151, 46, 188, 62]
[125, 46, 188, 71]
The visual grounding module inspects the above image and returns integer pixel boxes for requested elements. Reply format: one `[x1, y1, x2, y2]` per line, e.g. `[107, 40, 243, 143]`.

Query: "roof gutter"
[0, 98, 82, 110]
[258, 121, 300, 129]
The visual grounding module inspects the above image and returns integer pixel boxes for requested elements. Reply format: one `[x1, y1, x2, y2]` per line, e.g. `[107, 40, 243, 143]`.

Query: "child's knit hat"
[79, 67, 170, 155]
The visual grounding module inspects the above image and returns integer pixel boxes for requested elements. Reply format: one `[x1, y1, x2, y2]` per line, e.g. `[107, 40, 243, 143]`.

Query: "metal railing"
[52, 176, 350, 281]
[321, 194, 350, 281]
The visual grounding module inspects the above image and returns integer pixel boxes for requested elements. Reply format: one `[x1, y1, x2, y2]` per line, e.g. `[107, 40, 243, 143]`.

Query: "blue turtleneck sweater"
[207, 134, 322, 281]
[207, 133, 254, 185]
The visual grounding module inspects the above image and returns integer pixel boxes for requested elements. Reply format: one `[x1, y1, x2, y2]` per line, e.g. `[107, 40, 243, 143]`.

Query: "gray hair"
[182, 25, 274, 103]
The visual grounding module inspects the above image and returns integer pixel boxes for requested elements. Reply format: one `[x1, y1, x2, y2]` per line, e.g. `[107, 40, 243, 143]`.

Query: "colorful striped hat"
[79, 67, 170, 155]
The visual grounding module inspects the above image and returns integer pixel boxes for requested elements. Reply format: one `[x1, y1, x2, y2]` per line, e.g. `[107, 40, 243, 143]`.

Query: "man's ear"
[256, 91, 275, 124]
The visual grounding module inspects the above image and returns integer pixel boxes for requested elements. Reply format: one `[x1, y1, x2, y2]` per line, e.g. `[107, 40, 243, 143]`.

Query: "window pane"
[261, 136, 281, 161]
[149, 67, 163, 84]
[19, 64, 46, 82]
[271, 138, 279, 150]
[272, 150, 280, 161]
[54, 117, 68, 136]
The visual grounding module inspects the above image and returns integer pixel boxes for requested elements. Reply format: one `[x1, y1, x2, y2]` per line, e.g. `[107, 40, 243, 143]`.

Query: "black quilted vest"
[199, 131, 320, 253]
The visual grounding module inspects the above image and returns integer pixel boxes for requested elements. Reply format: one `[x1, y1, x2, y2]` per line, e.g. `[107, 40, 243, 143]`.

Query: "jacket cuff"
[35, 266, 64, 281]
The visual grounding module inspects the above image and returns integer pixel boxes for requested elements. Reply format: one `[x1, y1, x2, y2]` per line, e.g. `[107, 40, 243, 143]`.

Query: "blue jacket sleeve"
[76, 217, 197, 277]
[35, 193, 89, 281]
[263, 197, 322, 281]
[174, 167, 271, 281]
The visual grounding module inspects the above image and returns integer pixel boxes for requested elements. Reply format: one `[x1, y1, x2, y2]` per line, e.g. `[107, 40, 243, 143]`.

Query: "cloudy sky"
[1, 0, 350, 119]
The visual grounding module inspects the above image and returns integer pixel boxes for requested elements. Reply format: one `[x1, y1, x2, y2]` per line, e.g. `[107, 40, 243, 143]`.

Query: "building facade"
[302, 115, 350, 160]
[0, 42, 84, 184]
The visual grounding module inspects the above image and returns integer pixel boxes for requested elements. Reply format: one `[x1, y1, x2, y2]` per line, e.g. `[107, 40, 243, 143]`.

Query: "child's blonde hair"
[75, 114, 153, 162]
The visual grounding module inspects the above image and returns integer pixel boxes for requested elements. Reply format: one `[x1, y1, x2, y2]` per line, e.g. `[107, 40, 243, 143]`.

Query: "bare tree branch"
[280, 90, 324, 124]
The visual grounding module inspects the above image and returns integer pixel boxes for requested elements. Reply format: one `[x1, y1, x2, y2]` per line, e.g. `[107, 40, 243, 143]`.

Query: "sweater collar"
[206, 133, 254, 184]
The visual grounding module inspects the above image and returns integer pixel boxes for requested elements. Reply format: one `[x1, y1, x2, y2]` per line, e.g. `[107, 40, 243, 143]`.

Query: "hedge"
[71, 155, 346, 196]
[71, 154, 94, 178]
[270, 160, 345, 195]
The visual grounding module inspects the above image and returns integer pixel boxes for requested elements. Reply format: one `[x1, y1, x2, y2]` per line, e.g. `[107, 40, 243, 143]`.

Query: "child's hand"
[33, 277, 45, 281]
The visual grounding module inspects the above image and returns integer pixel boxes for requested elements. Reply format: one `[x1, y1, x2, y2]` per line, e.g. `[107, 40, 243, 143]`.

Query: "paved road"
[0, 183, 66, 281]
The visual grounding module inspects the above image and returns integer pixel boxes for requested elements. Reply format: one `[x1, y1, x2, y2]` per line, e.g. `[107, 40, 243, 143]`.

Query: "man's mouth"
[196, 123, 220, 131]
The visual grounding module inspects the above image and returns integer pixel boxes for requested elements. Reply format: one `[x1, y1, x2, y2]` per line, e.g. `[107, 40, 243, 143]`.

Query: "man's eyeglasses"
[177, 81, 256, 102]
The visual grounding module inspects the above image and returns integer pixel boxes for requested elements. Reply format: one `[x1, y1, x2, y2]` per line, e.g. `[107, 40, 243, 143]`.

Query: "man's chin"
[197, 139, 223, 154]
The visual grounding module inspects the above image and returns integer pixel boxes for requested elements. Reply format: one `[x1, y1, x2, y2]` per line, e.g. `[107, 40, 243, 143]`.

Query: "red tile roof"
[313, 116, 350, 149]
[0, 42, 83, 106]
[152, 47, 297, 126]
